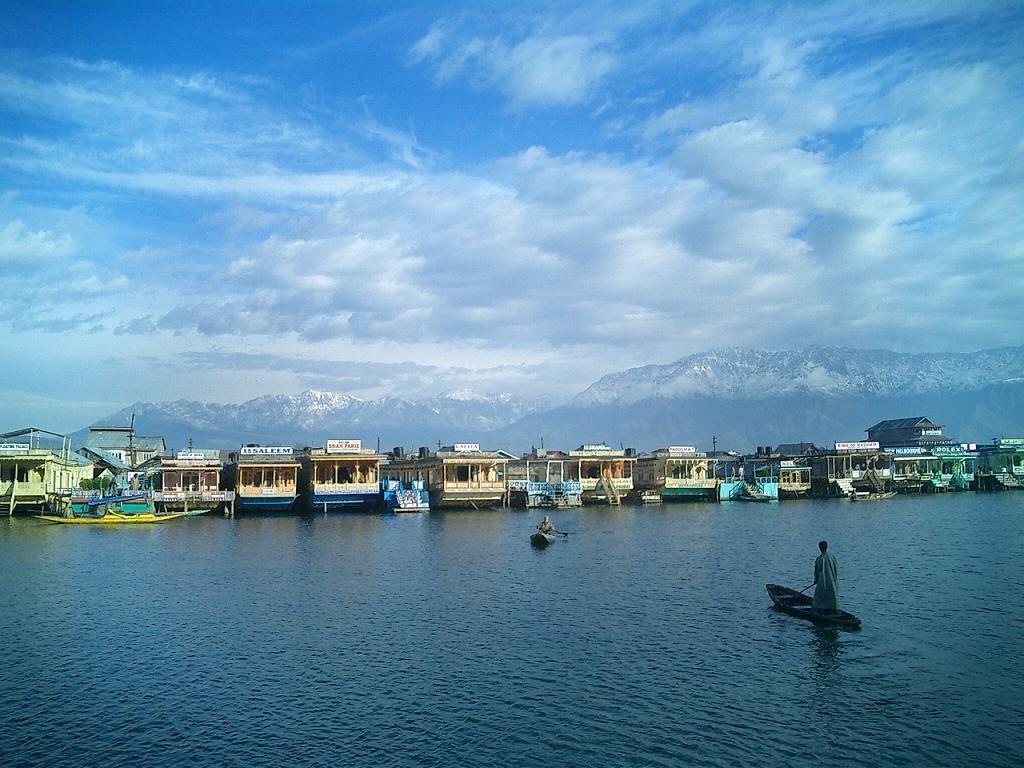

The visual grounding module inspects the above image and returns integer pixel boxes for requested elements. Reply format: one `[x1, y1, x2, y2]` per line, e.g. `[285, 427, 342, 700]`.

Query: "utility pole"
[712, 435, 717, 454]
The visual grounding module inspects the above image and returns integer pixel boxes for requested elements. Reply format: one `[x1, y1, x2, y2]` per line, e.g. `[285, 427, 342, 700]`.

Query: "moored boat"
[34, 511, 187, 524]
[849, 490, 897, 502]
[765, 583, 861, 628]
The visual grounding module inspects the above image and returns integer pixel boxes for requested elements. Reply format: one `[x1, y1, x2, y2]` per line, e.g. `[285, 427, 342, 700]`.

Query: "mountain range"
[72, 346, 1024, 453]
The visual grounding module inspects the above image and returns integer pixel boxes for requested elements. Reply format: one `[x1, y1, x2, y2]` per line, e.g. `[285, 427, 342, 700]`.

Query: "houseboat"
[302, 439, 384, 512]
[386, 444, 509, 509]
[634, 446, 717, 502]
[977, 437, 1024, 490]
[150, 449, 232, 515]
[1, 428, 94, 515]
[810, 442, 892, 497]
[231, 446, 299, 514]
[567, 444, 635, 505]
[506, 449, 583, 508]
[887, 444, 977, 492]
[715, 452, 746, 501]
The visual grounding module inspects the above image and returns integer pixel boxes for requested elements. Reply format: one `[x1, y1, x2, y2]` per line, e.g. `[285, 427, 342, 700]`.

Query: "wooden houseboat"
[977, 437, 1024, 490]
[567, 444, 635, 505]
[778, 460, 812, 499]
[810, 442, 892, 497]
[506, 449, 583, 508]
[634, 446, 717, 502]
[886, 444, 976, 492]
[231, 446, 299, 514]
[302, 439, 384, 512]
[150, 449, 232, 515]
[386, 444, 509, 509]
[1, 428, 94, 515]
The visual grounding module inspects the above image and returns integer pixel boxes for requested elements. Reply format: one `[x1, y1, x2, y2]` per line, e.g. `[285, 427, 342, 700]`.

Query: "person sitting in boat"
[812, 540, 840, 614]
[537, 516, 555, 534]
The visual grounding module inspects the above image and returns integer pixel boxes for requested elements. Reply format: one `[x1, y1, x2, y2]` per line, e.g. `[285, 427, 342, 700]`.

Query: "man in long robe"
[812, 540, 840, 613]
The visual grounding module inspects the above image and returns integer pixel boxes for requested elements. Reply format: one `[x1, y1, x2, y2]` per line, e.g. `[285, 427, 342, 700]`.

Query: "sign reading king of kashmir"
[835, 441, 880, 452]
[453, 443, 480, 453]
[177, 451, 208, 460]
[240, 446, 293, 456]
[326, 439, 361, 454]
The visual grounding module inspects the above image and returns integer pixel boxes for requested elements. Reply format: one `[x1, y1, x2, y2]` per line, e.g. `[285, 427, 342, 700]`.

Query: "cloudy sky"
[1, 1, 1021, 430]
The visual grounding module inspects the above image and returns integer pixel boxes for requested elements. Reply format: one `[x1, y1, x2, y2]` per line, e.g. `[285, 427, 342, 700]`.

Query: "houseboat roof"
[83, 427, 166, 453]
[76, 446, 128, 471]
[775, 442, 821, 456]
[308, 447, 385, 459]
[866, 417, 943, 432]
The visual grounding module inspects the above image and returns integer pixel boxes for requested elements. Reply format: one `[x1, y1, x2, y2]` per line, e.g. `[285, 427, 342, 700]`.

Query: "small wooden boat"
[849, 490, 897, 502]
[765, 583, 861, 628]
[530, 531, 555, 548]
[34, 511, 187, 524]
[738, 483, 772, 502]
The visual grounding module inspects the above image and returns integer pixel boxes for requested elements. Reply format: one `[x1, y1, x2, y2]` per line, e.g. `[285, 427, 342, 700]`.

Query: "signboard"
[780, 460, 797, 468]
[582, 443, 611, 452]
[326, 439, 362, 454]
[995, 438, 1024, 447]
[0, 443, 30, 451]
[887, 447, 926, 455]
[453, 443, 480, 453]
[240, 446, 293, 456]
[930, 444, 977, 455]
[177, 451, 208, 460]
[835, 441, 879, 452]
[668, 446, 697, 456]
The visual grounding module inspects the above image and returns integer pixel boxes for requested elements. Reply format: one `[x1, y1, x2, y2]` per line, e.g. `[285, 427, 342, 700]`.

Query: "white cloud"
[0, 219, 75, 267]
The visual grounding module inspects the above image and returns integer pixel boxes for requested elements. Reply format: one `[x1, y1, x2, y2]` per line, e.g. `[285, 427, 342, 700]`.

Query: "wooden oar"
[554, 530, 569, 537]
[798, 583, 814, 594]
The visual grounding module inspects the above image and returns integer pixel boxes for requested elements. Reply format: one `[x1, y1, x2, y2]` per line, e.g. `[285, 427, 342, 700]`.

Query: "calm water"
[2, 493, 1022, 768]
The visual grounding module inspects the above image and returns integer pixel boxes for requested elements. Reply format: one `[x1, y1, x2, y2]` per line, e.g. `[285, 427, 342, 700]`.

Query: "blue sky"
[1, 1, 1022, 430]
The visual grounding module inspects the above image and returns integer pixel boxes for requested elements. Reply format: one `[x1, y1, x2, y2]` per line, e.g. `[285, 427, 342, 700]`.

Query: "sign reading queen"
[240, 446, 293, 456]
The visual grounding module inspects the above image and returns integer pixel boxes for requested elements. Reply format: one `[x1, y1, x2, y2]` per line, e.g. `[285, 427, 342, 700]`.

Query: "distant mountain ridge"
[573, 347, 1024, 405]
[72, 346, 1024, 453]
[71, 389, 538, 451]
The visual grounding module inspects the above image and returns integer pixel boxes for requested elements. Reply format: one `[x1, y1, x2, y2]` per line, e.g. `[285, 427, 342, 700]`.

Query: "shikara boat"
[530, 531, 555, 548]
[765, 583, 861, 628]
[849, 490, 897, 502]
[35, 511, 187, 524]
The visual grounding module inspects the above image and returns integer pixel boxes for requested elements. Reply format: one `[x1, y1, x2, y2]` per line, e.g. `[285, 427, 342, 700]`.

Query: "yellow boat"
[34, 511, 187, 524]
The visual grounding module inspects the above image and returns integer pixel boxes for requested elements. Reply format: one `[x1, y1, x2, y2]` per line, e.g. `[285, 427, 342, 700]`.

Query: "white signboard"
[0, 443, 30, 451]
[177, 451, 208, 460]
[326, 439, 362, 454]
[241, 446, 293, 456]
[582, 443, 611, 452]
[454, 443, 480, 453]
[668, 446, 697, 456]
[835, 441, 880, 452]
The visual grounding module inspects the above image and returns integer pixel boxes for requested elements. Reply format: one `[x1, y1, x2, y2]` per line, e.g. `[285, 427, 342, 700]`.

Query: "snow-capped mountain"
[490, 346, 1024, 452]
[74, 389, 538, 451]
[572, 347, 1024, 405]
[72, 346, 1024, 454]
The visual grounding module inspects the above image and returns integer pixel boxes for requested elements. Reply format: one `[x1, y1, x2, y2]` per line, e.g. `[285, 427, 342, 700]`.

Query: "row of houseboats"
[3, 418, 1023, 517]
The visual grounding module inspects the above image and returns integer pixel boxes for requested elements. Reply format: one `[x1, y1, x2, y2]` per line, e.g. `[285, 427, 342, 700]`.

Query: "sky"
[1, 0, 1022, 431]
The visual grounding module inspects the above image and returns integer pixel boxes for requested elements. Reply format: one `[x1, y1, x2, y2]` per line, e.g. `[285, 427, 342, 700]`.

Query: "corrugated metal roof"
[866, 417, 943, 432]
[83, 428, 165, 452]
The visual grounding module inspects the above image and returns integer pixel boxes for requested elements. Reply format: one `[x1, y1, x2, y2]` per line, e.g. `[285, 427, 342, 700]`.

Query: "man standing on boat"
[812, 540, 840, 614]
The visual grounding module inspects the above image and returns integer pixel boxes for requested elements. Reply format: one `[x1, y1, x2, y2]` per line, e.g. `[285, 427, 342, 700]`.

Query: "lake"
[2, 493, 1022, 767]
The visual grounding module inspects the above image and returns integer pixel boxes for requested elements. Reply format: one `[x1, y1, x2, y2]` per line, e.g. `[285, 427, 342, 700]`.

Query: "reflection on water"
[2, 494, 1023, 768]
[811, 624, 842, 675]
